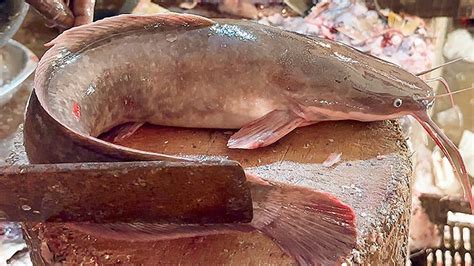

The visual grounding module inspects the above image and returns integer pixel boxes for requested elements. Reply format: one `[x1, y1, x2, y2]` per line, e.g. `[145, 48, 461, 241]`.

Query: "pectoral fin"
[100, 122, 145, 143]
[227, 109, 309, 149]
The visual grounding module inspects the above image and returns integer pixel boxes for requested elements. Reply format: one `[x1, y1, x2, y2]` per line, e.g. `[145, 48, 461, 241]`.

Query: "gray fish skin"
[37, 18, 433, 140]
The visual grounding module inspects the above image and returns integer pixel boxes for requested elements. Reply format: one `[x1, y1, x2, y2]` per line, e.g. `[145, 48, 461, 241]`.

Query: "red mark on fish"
[72, 102, 81, 119]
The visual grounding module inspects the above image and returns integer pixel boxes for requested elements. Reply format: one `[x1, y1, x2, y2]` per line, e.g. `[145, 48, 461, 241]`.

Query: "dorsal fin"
[35, 12, 215, 104]
[44, 12, 215, 49]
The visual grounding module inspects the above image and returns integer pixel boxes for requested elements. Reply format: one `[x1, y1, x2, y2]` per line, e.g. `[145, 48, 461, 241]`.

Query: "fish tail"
[69, 175, 357, 265]
[248, 175, 357, 265]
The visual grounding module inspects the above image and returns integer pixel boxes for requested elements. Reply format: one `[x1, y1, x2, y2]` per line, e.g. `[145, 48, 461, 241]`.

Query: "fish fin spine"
[99, 122, 145, 143]
[227, 109, 307, 149]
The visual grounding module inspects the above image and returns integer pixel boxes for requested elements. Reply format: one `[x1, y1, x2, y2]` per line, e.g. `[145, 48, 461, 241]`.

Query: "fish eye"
[393, 98, 403, 108]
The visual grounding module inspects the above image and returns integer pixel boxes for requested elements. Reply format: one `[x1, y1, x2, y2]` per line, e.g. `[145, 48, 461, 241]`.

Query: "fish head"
[375, 77, 435, 119]
[365, 80, 435, 120]
[301, 72, 436, 122]
[330, 54, 436, 121]
[298, 37, 436, 121]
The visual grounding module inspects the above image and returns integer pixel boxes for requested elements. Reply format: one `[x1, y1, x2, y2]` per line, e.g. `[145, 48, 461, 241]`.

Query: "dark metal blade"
[0, 160, 253, 224]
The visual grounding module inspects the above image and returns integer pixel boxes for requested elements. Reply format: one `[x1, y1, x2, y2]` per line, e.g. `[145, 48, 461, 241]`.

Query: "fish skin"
[31, 13, 434, 152]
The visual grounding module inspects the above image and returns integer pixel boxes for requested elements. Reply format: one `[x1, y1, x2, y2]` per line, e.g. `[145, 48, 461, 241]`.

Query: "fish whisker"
[416, 58, 464, 76]
[413, 111, 474, 213]
[424, 76, 455, 108]
[416, 85, 474, 102]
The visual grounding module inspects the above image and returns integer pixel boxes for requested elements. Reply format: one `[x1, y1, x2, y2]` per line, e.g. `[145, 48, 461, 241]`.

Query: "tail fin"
[70, 177, 357, 265]
[249, 179, 357, 265]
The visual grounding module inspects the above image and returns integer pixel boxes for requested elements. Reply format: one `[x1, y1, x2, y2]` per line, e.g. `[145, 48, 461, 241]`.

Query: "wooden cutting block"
[10, 118, 412, 265]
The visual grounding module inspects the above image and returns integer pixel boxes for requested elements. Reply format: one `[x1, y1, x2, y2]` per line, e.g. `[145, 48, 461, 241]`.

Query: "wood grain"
[18, 119, 412, 265]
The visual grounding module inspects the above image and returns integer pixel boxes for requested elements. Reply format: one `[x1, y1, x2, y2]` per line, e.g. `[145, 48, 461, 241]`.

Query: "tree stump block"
[10, 119, 412, 265]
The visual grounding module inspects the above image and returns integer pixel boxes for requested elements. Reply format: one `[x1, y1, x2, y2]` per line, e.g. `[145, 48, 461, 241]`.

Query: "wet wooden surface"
[4, 9, 412, 265]
[17, 120, 412, 265]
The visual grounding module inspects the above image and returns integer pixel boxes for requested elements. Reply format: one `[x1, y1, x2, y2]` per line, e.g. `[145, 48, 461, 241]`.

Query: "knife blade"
[0, 160, 253, 224]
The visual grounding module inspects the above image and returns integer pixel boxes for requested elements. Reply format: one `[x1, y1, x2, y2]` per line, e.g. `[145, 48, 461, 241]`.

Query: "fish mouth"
[414, 97, 435, 110]
[412, 111, 474, 213]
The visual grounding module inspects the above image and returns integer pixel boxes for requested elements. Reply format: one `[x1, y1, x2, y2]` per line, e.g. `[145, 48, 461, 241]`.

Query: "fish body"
[32, 14, 433, 148]
[23, 12, 472, 264]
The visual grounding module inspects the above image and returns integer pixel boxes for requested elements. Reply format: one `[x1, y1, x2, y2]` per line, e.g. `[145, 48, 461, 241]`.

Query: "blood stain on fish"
[72, 102, 81, 120]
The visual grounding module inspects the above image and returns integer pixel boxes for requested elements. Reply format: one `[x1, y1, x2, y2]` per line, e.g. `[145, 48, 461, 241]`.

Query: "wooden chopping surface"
[13, 119, 412, 265]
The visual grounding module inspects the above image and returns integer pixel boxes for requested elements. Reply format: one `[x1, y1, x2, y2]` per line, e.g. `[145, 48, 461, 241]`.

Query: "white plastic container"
[0, 39, 37, 107]
[0, 0, 29, 47]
